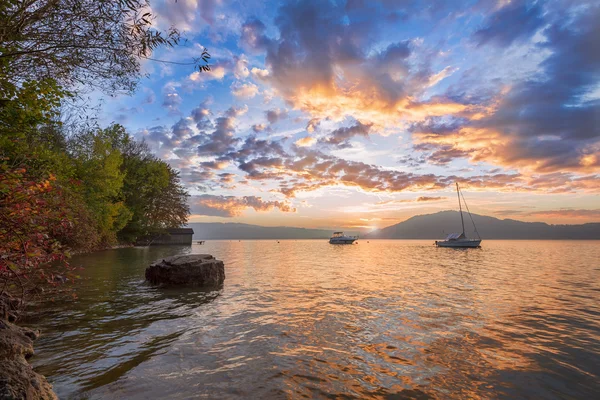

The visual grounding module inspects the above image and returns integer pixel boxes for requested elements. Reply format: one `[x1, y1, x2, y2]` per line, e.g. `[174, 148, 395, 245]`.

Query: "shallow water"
[25, 240, 600, 399]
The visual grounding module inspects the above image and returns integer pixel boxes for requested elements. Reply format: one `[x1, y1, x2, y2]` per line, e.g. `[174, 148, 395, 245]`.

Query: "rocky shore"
[0, 295, 57, 400]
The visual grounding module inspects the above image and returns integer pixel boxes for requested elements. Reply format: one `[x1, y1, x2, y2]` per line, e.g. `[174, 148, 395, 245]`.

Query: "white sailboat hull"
[436, 239, 481, 248]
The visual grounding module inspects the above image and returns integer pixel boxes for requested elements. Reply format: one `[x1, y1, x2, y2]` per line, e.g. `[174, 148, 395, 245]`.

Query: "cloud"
[231, 0, 596, 184]
[191, 102, 213, 130]
[189, 112, 596, 197]
[376, 196, 447, 205]
[172, 117, 194, 139]
[240, 18, 271, 52]
[140, 8, 600, 202]
[416, 196, 447, 202]
[262, 89, 276, 103]
[161, 83, 182, 114]
[265, 108, 288, 124]
[185, 58, 235, 87]
[474, 0, 545, 47]
[318, 121, 372, 148]
[233, 55, 250, 79]
[231, 82, 259, 98]
[218, 172, 236, 184]
[154, 0, 220, 31]
[197, 0, 219, 25]
[189, 65, 226, 82]
[251, 67, 269, 78]
[428, 66, 459, 87]
[195, 106, 247, 156]
[306, 118, 320, 133]
[237, 1, 476, 130]
[141, 88, 155, 104]
[191, 194, 296, 217]
[252, 123, 267, 133]
[497, 208, 600, 221]
[415, 5, 600, 173]
[295, 136, 316, 147]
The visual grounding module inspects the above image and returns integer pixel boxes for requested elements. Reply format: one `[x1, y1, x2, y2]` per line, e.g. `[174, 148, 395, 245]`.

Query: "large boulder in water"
[145, 254, 225, 287]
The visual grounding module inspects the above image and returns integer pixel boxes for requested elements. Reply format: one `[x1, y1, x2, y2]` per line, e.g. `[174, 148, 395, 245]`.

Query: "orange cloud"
[192, 195, 296, 217]
[526, 209, 600, 221]
[295, 136, 316, 147]
[498, 208, 600, 222]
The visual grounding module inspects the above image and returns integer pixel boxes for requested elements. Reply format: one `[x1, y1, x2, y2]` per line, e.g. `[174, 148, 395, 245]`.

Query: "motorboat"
[435, 183, 482, 248]
[329, 232, 358, 244]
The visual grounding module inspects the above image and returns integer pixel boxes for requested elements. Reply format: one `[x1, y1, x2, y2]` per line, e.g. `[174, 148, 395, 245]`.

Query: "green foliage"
[69, 126, 129, 246]
[107, 125, 191, 243]
[119, 158, 190, 243]
[0, 0, 196, 302]
[0, 121, 191, 298]
[145, 165, 190, 230]
[66, 123, 190, 245]
[1, 80, 66, 153]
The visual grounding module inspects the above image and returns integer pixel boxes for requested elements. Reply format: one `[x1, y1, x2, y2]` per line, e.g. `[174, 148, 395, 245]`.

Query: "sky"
[98, 0, 599, 230]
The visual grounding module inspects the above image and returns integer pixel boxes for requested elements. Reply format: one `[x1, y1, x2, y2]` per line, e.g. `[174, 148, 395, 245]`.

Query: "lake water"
[25, 240, 600, 399]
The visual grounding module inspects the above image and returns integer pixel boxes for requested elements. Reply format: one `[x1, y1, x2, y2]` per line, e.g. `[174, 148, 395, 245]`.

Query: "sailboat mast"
[456, 182, 465, 235]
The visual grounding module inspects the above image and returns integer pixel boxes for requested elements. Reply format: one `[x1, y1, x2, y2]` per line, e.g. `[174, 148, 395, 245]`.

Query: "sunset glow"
[102, 0, 600, 229]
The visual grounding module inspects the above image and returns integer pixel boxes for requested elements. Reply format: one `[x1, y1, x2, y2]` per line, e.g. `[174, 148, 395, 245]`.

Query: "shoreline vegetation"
[0, 1, 210, 397]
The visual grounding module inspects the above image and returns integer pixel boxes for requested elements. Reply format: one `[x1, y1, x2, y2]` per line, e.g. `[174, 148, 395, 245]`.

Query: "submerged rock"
[0, 296, 57, 400]
[145, 254, 225, 287]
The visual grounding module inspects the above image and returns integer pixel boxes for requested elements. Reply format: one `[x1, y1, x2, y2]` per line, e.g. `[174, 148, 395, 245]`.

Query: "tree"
[69, 126, 132, 246]
[0, 164, 77, 307]
[99, 124, 191, 242]
[0, 1, 198, 304]
[118, 154, 170, 242]
[0, 0, 210, 97]
[143, 164, 190, 231]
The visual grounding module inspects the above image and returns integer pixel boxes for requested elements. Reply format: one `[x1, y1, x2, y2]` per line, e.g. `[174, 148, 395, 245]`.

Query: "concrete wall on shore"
[150, 228, 194, 245]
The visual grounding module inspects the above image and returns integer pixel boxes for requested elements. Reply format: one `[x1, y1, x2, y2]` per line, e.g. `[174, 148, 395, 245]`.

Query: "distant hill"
[187, 213, 600, 240]
[187, 222, 359, 240]
[366, 210, 600, 240]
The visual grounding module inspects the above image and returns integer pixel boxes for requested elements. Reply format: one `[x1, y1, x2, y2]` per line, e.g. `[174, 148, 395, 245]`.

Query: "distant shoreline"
[188, 238, 600, 241]
[187, 212, 600, 241]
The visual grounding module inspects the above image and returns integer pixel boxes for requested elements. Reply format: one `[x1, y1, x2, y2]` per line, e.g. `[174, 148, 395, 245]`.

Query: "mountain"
[186, 213, 600, 240]
[187, 222, 359, 240]
[366, 211, 600, 240]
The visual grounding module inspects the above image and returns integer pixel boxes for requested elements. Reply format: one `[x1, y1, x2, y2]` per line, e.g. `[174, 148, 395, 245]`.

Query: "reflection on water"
[25, 240, 600, 399]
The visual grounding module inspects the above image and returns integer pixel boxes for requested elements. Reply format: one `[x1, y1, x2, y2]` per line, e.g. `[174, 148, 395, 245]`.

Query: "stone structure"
[149, 228, 194, 246]
[145, 254, 225, 287]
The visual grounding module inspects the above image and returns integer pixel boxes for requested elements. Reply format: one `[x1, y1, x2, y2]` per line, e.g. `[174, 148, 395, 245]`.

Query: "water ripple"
[24, 240, 600, 399]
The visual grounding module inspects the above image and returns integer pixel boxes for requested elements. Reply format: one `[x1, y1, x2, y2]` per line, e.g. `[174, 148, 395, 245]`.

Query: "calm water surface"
[25, 240, 600, 399]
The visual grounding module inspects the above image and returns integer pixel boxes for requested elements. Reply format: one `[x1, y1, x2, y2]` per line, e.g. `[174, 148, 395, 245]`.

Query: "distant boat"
[435, 183, 482, 248]
[329, 232, 358, 244]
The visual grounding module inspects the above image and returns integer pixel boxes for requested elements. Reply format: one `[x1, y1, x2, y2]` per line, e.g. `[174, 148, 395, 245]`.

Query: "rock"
[0, 294, 19, 323]
[145, 254, 225, 287]
[0, 296, 57, 400]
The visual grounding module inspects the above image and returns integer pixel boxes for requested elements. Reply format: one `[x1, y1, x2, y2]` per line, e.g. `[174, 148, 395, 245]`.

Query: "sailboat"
[435, 183, 482, 248]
